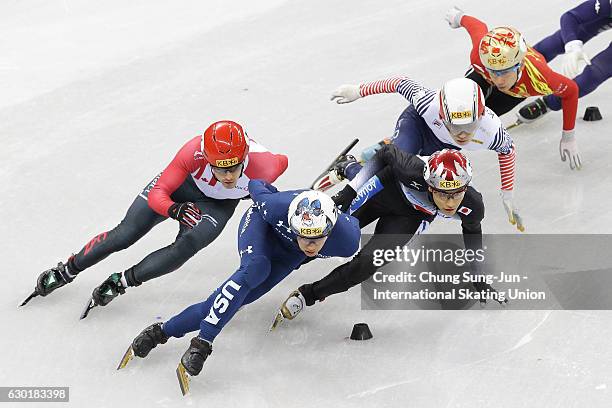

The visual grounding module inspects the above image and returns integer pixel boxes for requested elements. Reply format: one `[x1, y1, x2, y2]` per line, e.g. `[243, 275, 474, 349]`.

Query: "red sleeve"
[243, 152, 288, 183]
[148, 136, 202, 217]
[460, 15, 489, 67]
[544, 70, 579, 131]
[359, 77, 405, 97]
[498, 145, 516, 191]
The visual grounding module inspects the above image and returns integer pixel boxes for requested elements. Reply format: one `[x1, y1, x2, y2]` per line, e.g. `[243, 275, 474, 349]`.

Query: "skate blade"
[310, 138, 359, 189]
[116, 346, 134, 370]
[269, 311, 284, 332]
[506, 120, 523, 130]
[176, 362, 191, 396]
[19, 290, 38, 307]
[80, 298, 97, 320]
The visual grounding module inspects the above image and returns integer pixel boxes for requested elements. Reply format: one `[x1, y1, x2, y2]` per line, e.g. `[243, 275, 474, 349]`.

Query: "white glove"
[501, 190, 525, 232]
[269, 290, 306, 331]
[562, 40, 591, 78]
[559, 130, 582, 170]
[330, 84, 361, 104]
[445, 6, 464, 29]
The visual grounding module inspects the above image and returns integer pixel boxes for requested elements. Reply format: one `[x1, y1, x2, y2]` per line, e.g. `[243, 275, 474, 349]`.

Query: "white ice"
[1, 0, 611, 407]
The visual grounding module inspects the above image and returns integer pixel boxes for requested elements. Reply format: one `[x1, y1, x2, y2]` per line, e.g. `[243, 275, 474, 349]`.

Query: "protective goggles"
[210, 162, 244, 174]
[444, 120, 480, 136]
[486, 63, 521, 77]
[431, 187, 467, 201]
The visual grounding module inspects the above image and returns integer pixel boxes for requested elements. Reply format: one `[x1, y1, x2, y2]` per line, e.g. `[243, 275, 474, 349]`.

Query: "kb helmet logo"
[215, 157, 239, 167]
[450, 111, 472, 119]
[439, 180, 463, 189]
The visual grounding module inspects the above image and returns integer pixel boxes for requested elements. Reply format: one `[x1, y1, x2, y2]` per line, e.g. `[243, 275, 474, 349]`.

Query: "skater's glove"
[501, 190, 524, 232]
[330, 84, 361, 104]
[445, 6, 464, 28]
[269, 289, 306, 331]
[332, 184, 357, 213]
[559, 130, 582, 170]
[562, 40, 591, 78]
[472, 281, 508, 306]
[168, 202, 203, 229]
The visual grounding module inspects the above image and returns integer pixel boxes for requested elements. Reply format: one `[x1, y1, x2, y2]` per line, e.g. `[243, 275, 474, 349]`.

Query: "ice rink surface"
[2, 0, 611, 406]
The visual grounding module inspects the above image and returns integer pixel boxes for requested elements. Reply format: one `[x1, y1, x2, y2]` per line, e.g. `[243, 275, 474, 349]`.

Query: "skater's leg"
[125, 198, 239, 286]
[70, 194, 165, 273]
[544, 42, 612, 111]
[303, 215, 426, 304]
[162, 208, 277, 341]
[533, 30, 565, 61]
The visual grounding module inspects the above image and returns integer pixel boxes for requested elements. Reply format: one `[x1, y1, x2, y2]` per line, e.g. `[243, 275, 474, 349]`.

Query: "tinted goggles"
[486, 63, 521, 77]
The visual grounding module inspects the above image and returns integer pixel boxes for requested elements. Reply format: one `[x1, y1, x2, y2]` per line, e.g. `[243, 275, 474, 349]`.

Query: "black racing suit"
[300, 145, 485, 305]
[67, 174, 239, 286]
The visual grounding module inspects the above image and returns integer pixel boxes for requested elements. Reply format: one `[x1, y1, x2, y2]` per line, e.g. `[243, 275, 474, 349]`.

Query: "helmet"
[424, 149, 473, 192]
[202, 120, 249, 168]
[438, 78, 485, 135]
[288, 191, 339, 239]
[479, 26, 528, 72]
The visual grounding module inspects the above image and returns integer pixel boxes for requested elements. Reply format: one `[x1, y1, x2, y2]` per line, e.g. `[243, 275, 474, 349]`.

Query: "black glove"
[472, 281, 508, 306]
[331, 184, 357, 213]
[168, 202, 203, 229]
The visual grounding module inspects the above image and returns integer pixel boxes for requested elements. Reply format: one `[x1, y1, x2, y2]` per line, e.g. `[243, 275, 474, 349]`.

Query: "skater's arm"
[348, 144, 421, 191]
[483, 112, 516, 191]
[545, 69, 579, 131]
[148, 138, 199, 217]
[459, 15, 490, 67]
[459, 187, 485, 274]
[497, 147, 516, 192]
[359, 77, 435, 110]
[248, 179, 279, 203]
[320, 214, 361, 258]
[243, 149, 289, 183]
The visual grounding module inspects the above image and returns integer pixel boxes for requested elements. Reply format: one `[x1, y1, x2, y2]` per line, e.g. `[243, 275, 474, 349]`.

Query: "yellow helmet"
[479, 26, 528, 71]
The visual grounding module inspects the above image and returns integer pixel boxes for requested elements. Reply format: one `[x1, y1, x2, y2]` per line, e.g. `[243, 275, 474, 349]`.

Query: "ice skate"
[20, 262, 75, 306]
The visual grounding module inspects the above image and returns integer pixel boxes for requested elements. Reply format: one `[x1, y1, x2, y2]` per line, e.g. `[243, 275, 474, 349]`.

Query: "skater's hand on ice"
[445, 6, 464, 28]
[559, 130, 582, 170]
[168, 202, 203, 229]
[472, 281, 508, 306]
[330, 84, 361, 104]
[562, 40, 591, 78]
[500, 190, 524, 232]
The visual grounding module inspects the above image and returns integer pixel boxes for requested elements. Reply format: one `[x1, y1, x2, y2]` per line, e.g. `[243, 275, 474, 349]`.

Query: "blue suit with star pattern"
[162, 180, 361, 342]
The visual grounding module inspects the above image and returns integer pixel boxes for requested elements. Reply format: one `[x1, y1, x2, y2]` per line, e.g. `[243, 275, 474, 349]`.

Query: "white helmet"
[438, 78, 485, 135]
[288, 191, 338, 239]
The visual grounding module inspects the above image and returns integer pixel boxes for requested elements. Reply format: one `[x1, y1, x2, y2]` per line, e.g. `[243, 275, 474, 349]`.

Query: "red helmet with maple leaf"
[424, 149, 473, 192]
